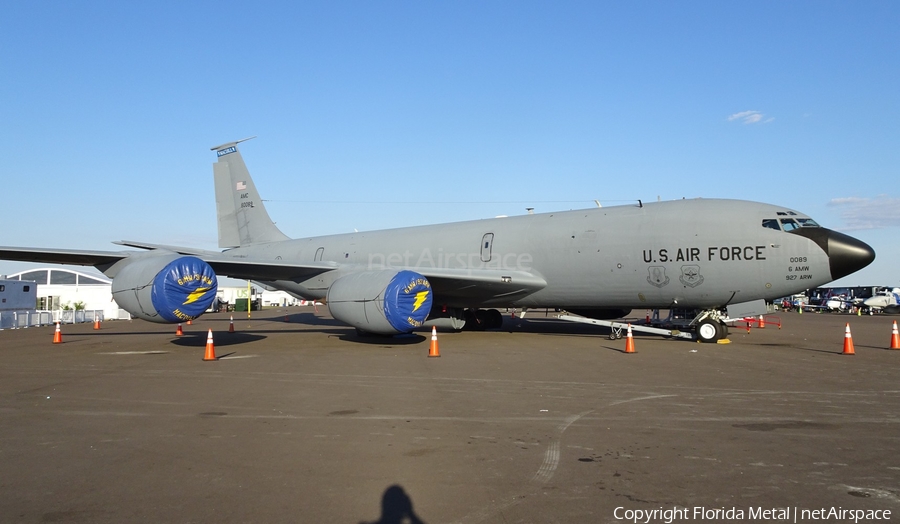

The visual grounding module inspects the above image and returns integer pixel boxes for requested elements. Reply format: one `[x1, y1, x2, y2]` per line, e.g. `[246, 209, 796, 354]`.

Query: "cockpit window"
[762, 219, 781, 231]
[796, 218, 820, 227]
[780, 218, 800, 231]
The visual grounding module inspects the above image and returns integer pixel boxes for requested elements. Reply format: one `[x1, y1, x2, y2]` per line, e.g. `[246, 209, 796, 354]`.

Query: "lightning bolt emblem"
[183, 287, 211, 305]
[412, 290, 430, 313]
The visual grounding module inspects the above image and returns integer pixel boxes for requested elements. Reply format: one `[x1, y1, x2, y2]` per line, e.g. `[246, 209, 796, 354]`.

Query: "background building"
[2, 268, 127, 320]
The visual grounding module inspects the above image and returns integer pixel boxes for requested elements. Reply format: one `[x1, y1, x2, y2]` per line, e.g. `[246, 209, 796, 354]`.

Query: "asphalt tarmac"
[1, 309, 898, 523]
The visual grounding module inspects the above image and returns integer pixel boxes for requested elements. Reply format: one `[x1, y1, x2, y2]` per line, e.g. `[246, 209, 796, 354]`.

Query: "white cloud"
[727, 110, 773, 124]
[828, 196, 900, 230]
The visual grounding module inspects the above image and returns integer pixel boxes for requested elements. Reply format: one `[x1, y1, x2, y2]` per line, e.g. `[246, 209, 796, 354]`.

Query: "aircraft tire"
[715, 321, 728, 341]
[464, 309, 485, 331]
[696, 319, 721, 343]
[487, 309, 503, 329]
[475, 309, 491, 329]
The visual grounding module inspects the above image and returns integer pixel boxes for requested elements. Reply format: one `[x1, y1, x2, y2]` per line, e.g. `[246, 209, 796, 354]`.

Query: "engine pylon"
[624, 324, 635, 353]
[428, 326, 440, 357]
[842, 323, 855, 355]
[203, 329, 217, 361]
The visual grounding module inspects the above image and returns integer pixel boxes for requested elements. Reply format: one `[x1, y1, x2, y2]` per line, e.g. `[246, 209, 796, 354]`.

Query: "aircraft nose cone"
[826, 230, 876, 280]
[790, 227, 875, 280]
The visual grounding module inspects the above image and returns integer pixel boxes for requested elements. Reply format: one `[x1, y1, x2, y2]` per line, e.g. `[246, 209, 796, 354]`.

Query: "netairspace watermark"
[614, 506, 891, 524]
[367, 249, 533, 272]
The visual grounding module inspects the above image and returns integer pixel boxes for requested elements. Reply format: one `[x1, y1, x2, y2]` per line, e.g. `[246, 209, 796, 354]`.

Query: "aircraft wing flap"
[414, 267, 547, 305]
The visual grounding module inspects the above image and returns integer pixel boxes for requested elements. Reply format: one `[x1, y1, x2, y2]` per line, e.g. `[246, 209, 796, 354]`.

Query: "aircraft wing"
[0, 246, 128, 267]
[0, 245, 338, 282]
[199, 255, 338, 281]
[0, 245, 542, 303]
[113, 240, 221, 256]
[113, 241, 337, 281]
[414, 267, 547, 305]
[131, 242, 545, 299]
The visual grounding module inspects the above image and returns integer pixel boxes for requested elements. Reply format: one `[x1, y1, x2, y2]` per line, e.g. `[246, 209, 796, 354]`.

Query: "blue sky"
[1, 1, 897, 287]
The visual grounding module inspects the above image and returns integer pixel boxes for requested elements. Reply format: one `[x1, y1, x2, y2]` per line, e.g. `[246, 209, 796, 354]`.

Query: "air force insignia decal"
[679, 265, 704, 288]
[647, 266, 669, 288]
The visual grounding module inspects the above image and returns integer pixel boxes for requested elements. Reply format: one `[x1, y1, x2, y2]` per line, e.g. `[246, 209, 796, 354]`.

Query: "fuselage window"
[780, 218, 800, 231]
[761, 219, 781, 231]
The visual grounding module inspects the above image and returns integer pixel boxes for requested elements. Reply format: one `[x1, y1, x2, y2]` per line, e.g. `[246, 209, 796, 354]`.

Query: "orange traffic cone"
[758, 315, 766, 329]
[186, 319, 192, 325]
[842, 323, 855, 355]
[890, 321, 900, 350]
[203, 329, 217, 361]
[93, 315, 101, 330]
[176, 323, 184, 336]
[624, 324, 635, 353]
[428, 326, 440, 357]
[229, 315, 235, 333]
[52, 322, 62, 344]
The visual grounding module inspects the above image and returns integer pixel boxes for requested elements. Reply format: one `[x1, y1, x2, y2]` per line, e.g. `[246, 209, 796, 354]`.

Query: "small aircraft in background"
[863, 287, 900, 314]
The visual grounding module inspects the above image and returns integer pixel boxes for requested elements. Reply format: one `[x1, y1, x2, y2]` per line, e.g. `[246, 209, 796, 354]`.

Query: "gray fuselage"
[220, 198, 842, 311]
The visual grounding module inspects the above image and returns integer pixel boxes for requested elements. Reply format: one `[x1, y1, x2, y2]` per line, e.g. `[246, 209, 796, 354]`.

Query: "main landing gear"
[428, 307, 504, 331]
[692, 310, 729, 343]
[463, 308, 504, 330]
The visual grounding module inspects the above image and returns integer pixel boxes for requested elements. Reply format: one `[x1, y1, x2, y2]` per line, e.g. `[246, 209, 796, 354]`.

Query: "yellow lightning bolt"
[183, 287, 211, 305]
[412, 290, 430, 312]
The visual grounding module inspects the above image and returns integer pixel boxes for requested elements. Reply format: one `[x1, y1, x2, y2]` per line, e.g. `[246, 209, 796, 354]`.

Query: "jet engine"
[111, 254, 218, 323]
[327, 270, 433, 335]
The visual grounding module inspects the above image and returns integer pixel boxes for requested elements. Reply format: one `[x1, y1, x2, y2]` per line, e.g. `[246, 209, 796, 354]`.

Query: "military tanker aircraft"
[0, 138, 876, 342]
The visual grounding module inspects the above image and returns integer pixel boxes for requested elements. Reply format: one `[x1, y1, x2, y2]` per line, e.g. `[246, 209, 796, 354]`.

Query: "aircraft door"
[481, 233, 494, 263]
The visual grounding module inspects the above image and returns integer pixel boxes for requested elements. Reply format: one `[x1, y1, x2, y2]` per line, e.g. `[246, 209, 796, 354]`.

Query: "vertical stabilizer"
[211, 138, 289, 248]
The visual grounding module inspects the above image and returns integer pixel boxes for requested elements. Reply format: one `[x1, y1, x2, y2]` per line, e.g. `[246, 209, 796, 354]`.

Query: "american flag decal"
[236, 181, 247, 190]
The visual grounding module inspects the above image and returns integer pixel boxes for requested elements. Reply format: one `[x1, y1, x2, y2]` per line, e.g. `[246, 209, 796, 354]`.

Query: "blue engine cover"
[383, 270, 433, 332]
[150, 257, 218, 322]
